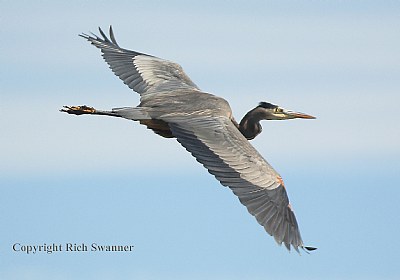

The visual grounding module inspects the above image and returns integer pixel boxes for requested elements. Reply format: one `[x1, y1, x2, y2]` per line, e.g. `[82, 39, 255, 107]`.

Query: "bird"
[61, 26, 316, 252]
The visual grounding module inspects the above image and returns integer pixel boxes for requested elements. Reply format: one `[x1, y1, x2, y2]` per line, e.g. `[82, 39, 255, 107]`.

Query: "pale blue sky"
[1, 1, 400, 279]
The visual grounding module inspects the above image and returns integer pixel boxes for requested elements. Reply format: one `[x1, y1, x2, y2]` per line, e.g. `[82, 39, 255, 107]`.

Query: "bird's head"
[256, 102, 316, 120]
[238, 102, 316, 140]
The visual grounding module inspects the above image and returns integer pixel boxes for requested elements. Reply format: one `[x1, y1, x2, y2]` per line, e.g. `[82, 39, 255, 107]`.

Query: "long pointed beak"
[284, 110, 316, 119]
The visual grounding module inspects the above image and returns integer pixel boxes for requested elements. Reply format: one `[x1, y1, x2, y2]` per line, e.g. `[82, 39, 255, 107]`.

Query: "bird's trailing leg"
[60, 105, 121, 117]
[61, 105, 95, 115]
[60, 105, 151, 120]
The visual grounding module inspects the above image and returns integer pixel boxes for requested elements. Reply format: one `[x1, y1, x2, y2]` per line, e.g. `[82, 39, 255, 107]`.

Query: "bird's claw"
[60, 105, 96, 115]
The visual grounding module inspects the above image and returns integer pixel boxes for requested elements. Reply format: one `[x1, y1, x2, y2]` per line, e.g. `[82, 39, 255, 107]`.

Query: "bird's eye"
[274, 108, 283, 113]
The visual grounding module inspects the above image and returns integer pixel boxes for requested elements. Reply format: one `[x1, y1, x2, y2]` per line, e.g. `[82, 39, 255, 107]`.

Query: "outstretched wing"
[80, 26, 199, 98]
[165, 115, 305, 251]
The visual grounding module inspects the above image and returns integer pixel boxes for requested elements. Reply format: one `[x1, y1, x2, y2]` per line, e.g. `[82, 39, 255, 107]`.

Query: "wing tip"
[79, 25, 119, 47]
[79, 32, 90, 40]
[295, 245, 317, 254]
[109, 25, 118, 45]
[304, 246, 317, 251]
[98, 26, 109, 42]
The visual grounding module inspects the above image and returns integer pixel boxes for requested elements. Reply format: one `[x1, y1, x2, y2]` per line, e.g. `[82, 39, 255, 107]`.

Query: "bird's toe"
[60, 105, 95, 115]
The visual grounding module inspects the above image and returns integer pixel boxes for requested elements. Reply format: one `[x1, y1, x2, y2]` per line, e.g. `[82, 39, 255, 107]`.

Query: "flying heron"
[61, 26, 316, 252]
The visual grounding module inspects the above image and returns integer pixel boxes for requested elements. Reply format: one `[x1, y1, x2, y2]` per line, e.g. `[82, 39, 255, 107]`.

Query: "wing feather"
[166, 116, 305, 251]
[80, 26, 199, 98]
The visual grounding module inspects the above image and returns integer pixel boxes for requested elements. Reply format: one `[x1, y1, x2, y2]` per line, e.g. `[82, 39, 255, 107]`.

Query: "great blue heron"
[61, 26, 316, 252]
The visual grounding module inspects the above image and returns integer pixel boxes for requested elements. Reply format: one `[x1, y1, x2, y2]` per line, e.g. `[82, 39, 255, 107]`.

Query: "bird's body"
[62, 26, 316, 252]
[138, 90, 232, 137]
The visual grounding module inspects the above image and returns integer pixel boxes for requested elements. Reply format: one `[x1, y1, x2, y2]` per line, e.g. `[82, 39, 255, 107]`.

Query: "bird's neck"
[237, 110, 263, 140]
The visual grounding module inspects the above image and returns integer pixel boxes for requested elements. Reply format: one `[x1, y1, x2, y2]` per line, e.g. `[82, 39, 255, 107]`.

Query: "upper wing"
[165, 115, 305, 251]
[80, 26, 199, 98]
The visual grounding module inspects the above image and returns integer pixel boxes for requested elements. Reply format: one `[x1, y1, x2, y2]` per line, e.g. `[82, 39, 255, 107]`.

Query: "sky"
[1, 0, 400, 279]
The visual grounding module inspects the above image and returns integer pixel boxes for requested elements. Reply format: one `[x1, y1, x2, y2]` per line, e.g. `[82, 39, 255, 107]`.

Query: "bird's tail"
[111, 107, 151, 120]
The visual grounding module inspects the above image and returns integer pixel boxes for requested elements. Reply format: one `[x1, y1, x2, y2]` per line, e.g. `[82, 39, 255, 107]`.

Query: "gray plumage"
[62, 26, 316, 252]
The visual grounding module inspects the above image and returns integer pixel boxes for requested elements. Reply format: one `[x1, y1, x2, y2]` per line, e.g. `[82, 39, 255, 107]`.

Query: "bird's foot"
[60, 105, 96, 115]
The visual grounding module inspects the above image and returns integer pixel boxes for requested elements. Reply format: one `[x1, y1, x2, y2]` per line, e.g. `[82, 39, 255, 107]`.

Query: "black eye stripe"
[258, 102, 277, 109]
